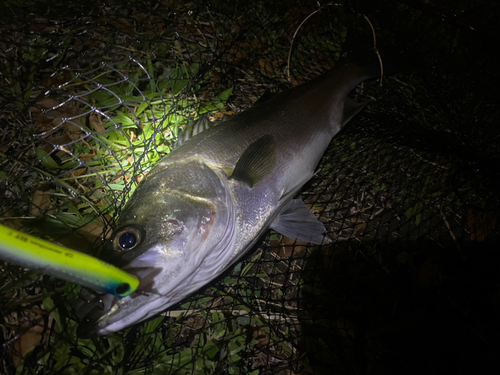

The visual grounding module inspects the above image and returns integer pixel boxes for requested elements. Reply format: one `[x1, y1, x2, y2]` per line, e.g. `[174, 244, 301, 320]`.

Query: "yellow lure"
[0, 223, 139, 298]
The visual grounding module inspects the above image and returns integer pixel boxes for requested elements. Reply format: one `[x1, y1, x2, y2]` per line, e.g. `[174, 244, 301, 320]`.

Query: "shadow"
[298, 238, 500, 374]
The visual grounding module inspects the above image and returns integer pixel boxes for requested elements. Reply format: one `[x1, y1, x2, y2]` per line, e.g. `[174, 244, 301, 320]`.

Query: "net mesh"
[1, 0, 499, 374]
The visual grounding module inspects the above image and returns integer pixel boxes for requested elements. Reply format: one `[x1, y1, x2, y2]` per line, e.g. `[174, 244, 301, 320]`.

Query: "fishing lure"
[0, 223, 139, 298]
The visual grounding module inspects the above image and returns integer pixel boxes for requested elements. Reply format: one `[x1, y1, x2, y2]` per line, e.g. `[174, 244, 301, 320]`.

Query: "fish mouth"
[75, 263, 166, 337]
[76, 291, 140, 338]
[76, 292, 169, 337]
[75, 289, 117, 338]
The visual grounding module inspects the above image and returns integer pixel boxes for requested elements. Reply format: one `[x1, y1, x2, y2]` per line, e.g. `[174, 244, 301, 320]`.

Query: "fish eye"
[119, 232, 137, 249]
[112, 225, 145, 251]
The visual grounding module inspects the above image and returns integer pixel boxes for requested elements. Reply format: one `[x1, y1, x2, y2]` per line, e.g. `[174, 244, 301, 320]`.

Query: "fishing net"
[1, 0, 499, 373]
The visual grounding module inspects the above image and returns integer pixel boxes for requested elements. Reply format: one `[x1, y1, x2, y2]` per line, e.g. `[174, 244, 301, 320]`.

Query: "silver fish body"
[78, 54, 380, 336]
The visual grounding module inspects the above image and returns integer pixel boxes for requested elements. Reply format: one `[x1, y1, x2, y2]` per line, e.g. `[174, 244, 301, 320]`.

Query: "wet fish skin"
[78, 50, 381, 336]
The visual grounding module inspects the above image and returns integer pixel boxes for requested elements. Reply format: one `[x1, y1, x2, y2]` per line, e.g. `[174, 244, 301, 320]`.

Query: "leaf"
[112, 110, 137, 127]
[204, 341, 219, 359]
[404, 202, 423, 225]
[12, 307, 46, 367]
[186, 62, 200, 77]
[30, 189, 51, 216]
[259, 58, 275, 78]
[42, 296, 55, 311]
[147, 55, 156, 94]
[89, 112, 106, 133]
[141, 316, 164, 334]
[135, 100, 150, 117]
[88, 90, 115, 106]
[467, 207, 496, 242]
[108, 183, 126, 191]
[216, 87, 234, 102]
[124, 71, 143, 96]
[53, 213, 98, 228]
[172, 79, 189, 95]
[99, 16, 134, 36]
[199, 87, 234, 114]
[36, 148, 59, 169]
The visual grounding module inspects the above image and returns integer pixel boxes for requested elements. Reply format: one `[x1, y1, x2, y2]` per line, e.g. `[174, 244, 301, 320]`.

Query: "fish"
[77, 42, 383, 336]
[0, 223, 139, 298]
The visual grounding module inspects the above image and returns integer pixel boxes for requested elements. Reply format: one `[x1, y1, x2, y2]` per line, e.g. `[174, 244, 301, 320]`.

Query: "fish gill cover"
[0, 0, 499, 374]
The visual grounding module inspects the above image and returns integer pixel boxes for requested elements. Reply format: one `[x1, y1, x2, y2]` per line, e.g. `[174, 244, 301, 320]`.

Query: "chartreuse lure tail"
[0, 223, 139, 298]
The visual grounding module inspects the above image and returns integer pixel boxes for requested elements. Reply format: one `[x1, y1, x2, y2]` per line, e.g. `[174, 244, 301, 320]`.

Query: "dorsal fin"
[175, 114, 224, 149]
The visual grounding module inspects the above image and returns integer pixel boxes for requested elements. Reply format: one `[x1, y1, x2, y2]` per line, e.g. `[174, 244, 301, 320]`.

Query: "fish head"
[77, 158, 236, 336]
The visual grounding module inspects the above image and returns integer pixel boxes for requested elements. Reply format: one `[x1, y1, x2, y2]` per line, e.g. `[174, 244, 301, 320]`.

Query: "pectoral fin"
[230, 135, 276, 187]
[271, 199, 330, 245]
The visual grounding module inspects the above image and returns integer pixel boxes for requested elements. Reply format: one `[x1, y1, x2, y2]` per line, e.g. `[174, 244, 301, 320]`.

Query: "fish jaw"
[78, 159, 236, 336]
[80, 291, 164, 337]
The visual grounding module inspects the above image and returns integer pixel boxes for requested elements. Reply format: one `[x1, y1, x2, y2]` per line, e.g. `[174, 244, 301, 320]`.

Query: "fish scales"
[77, 49, 382, 336]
